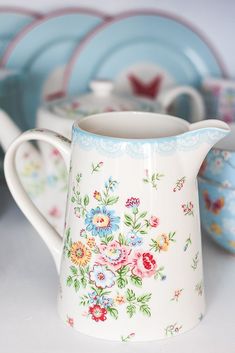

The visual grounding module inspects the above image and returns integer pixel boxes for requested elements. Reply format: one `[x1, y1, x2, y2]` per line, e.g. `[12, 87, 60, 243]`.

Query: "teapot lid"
[49, 79, 149, 119]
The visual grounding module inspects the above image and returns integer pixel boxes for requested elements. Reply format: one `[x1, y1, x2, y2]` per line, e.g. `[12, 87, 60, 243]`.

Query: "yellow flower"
[228, 240, 235, 248]
[86, 237, 96, 249]
[70, 241, 91, 266]
[210, 223, 222, 235]
[93, 191, 101, 201]
[114, 294, 125, 305]
[156, 233, 169, 251]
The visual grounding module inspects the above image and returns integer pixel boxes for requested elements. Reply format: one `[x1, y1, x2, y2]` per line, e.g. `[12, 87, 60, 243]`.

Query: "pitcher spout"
[182, 119, 230, 178]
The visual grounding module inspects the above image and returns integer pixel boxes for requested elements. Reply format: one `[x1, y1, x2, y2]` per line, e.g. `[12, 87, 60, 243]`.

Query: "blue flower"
[88, 291, 99, 304]
[89, 265, 115, 288]
[126, 232, 143, 247]
[99, 296, 114, 308]
[85, 206, 120, 237]
[105, 176, 117, 192]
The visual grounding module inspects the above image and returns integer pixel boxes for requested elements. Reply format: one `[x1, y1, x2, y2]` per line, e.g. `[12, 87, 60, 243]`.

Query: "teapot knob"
[89, 79, 114, 96]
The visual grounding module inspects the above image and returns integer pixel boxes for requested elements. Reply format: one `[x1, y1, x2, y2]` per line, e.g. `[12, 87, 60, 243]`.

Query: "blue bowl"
[198, 176, 235, 254]
[199, 123, 235, 188]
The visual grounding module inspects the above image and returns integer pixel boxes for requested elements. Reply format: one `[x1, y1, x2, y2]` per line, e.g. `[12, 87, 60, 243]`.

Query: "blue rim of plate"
[1, 7, 109, 67]
[0, 8, 108, 130]
[63, 9, 227, 97]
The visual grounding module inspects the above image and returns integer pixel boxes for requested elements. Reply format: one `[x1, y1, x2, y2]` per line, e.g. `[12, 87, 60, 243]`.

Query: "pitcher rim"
[72, 111, 228, 143]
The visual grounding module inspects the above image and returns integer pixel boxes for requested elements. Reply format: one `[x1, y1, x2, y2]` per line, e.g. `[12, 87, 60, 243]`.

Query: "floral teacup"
[201, 77, 235, 123]
[199, 123, 235, 188]
[198, 176, 235, 254]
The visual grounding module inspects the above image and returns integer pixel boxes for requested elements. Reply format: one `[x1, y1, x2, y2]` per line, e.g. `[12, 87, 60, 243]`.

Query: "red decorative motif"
[128, 74, 163, 99]
[89, 304, 107, 322]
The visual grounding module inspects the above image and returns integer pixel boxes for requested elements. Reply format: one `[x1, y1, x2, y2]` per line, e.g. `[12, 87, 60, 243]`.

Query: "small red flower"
[89, 304, 107, 322]
[51, 148, 60, 156]
[66, 316, 74, 327]
[49, 206, 62, 218]
[149, 216, 159, 228]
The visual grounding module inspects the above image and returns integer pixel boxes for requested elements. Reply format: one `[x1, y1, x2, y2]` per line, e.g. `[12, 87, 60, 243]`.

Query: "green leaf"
[139, 211, 147, 218]
[124, 214, 133, 223]
[70, 266, 78, 275]
[140, 230, 147, 234]
[79, 267, 85, 276]
[117, 276, 128, 289]
[74, 278, 80, 292]
[66, 276, 73, 286]
[130, 275, 142, 287]
[118, 233, 127, 245]
[81, 277, 87, 288]
[134, 223, 141, 230]
[107, 307, 118, 320]
[143, 178, 149, 183]
[126, 289, 136, 302]
[126, 304, 136, 318]
[106, 196, 119, 205]
[139, 304, 151, 317]
[84, 195, 89, 206]
[117, 265, 130, 276]
[124, 220, 132, 227]
[137, 293, 152, 303]
[71, 196, 75, 203]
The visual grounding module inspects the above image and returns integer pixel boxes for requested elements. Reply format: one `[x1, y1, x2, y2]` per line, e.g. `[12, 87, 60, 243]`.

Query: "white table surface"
[0, 184, 235, 353]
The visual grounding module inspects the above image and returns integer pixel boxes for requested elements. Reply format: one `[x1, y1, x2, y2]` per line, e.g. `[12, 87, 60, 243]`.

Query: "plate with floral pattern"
[63, 10, 226, 101]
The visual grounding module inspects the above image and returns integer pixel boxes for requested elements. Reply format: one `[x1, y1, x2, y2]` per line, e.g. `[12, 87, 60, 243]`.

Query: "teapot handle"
[4, 129, 71, 273]
[157, 86, 205, 122]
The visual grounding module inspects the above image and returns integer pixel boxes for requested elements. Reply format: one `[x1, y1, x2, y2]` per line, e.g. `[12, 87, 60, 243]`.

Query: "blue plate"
[0, 7, 41, 56]
[2, 9, 106, 129]
[64, 11, 226, 98]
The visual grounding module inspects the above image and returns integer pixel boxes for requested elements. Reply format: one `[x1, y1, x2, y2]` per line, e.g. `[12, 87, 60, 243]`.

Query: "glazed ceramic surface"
[2, 8, 106, 129]
[52, 79, 205, 122]
[202, 78, 235, 123]
[0, 7, 41, 56]
[199, 123, 235, 188]
[64, 11, 225, 109]
[4, 112, 229, 341]
[35, 78, 204, 228]
[198, 176, 235, 254]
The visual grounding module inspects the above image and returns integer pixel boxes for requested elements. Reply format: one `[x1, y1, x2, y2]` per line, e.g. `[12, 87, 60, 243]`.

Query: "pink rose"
[150, 216, 159, 228]
[97, 241, 130, 271]
[131, 251, 157, 278]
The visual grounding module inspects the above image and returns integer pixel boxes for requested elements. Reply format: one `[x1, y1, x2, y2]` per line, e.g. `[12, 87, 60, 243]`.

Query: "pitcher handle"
[157, 85, 205, 122]
[4, 129, 71, 273]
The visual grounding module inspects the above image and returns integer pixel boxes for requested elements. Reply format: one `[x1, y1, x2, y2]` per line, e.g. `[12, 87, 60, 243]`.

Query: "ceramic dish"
[199, 123, 235, 187]
[1, 8, 106, 129]
[201, 77, 235, 123]
[63, 10, 226, 101]
[0, 6, 42, 56]
[198, 176, 235, 254]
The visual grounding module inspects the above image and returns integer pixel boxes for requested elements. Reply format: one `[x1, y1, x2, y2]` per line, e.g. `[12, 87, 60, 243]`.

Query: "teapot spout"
[183, 119, 230, 178]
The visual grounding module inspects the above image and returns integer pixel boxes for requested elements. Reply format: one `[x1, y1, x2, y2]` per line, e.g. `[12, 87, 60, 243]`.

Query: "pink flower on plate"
[149, 216, 159, 228]
[131, 251, 157, 278]
[97, 241, 131, 271]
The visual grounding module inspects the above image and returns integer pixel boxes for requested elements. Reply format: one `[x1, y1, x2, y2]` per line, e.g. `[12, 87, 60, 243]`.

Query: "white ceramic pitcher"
[4, 112, 229, 342]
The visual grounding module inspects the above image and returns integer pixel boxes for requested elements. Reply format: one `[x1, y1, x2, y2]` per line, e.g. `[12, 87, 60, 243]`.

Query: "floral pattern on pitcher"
[63, 173, 180, 322]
